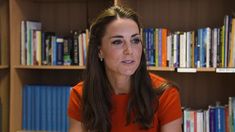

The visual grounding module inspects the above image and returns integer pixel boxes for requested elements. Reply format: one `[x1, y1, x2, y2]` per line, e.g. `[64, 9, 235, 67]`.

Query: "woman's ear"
[98, 48, 104, 61]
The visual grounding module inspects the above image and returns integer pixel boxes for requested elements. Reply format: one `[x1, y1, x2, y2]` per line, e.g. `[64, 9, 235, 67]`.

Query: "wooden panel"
[0, 69, 10, 132]
[153, 71, 235, 109]
[40, 2, 87, 36]
[0, 0, 9, 65]
[118, 0, 235, 31]
[87, 0, 113, 26]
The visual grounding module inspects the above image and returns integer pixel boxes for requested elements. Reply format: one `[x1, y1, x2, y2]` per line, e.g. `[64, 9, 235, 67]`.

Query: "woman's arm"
[69, 117, 86, 132]
[160, 118, 182, 132]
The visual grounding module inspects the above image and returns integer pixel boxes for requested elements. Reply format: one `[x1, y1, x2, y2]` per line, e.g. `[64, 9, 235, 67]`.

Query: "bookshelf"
[0, 0, 9, 131]
[9, 0, 235, 132]
[117, 0, 235, 107]
[9, 0, 113, 131]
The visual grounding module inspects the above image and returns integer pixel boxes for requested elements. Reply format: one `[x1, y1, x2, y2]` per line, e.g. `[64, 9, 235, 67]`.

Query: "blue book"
[40, 87, 47, 130]
[202, 28, 207, 67]
[47, 86, 52, 131]
[51, 87, 57, 131]
[215, 106, 225, 132]
[143, 28, 150, 65]
[209, 106, 216, 132]
[27, 85, 32, 130]
[65, 87, 71, 132]
[56, 37, 64, 65]
[149, 28, 155, 66]
[194, 31, 199, 68]
[22, 85, 28, 129]
[22, 85, 71, 131]
[35, 86, 40, 130]
[57, 87, 63, 131]
[198, 28, 203, 67]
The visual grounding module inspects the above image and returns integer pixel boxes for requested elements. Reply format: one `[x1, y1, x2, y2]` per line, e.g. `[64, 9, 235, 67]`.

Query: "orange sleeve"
[157, 87, 182, 125]
[67, 85, 82, 121]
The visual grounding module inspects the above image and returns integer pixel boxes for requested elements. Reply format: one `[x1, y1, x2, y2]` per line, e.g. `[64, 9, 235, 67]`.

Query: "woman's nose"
[123, 42, 133, 55]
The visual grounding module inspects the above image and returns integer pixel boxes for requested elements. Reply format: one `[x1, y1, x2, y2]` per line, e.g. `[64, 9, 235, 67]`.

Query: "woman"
[68, 5, 182, 132]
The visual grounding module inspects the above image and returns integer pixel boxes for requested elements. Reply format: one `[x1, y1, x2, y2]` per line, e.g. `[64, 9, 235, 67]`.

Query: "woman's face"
[99, 18, 142, 78]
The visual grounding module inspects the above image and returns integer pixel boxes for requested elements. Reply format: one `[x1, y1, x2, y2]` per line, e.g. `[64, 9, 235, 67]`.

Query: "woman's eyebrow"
[109, 35, 123, 39]
[131, 33, 140, 37]
[109, 33, 140, 39]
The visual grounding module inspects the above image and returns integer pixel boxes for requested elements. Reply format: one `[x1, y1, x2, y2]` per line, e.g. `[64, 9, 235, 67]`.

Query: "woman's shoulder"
[149, 72, 178, 95]
[72, 82, 84, 96]
[149, 72, 167, 88]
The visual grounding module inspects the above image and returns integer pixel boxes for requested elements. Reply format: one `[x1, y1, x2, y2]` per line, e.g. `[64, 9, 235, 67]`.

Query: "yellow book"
[221, 26, 225, 67]
[228, 19, 235, 67]
[155, 28, 159, 67]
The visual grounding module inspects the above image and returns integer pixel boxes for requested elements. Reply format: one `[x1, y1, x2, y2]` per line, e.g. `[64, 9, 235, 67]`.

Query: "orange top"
[68, 73, 182, 132]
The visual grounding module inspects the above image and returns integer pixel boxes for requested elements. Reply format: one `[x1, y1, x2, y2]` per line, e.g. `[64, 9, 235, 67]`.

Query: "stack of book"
[22, 85, 71, 132]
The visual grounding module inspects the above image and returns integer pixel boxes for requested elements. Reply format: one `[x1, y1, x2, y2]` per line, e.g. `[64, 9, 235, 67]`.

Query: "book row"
[183, 97, 235, 132]
[21, 85, 235, 132]
[21, 21, 89, 66]
[22, 85, 71, 132]
[21, 15, 235, 68]
[144, 15, 235, 68]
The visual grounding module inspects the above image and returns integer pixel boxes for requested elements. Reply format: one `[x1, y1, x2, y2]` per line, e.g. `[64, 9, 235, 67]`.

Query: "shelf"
[28, 0, 110, 3]
[196, 68, 216, 72]
[14, 65, 86, 70]
[0, 65, 9, 69]
[147, 66, 175, 71]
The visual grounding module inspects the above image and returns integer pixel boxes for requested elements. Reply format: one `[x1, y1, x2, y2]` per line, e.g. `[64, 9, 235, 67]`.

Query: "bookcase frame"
[0, 0, 9, 131]
[9, 0, 235, 132]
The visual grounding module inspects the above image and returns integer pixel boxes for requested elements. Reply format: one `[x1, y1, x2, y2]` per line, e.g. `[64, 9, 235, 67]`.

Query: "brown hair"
[82, 5, 175, 132]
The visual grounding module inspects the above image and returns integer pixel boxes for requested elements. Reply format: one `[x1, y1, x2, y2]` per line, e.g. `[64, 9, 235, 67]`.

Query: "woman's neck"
[106, 72, 131, 95]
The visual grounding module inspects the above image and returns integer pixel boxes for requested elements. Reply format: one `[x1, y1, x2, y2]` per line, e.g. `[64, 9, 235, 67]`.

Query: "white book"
[212, 28, 218, 68]
[173, 33, 178, 67]
[205, 109, 210, 132]
[186, 32, 191, 68]
[196, 111, 204, 132]
[82, 33, 87, 65]
[183, 109, 188, 132]
[205, 28, 211, 68]
[167, 35, 172, 67]
[180, 32, 186, 68]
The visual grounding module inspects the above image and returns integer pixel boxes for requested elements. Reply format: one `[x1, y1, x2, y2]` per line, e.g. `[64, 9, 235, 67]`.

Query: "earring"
[100, 57, 103, 61]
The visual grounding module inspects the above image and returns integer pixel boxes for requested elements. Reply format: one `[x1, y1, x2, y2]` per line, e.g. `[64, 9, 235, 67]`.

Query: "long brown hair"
[82, 5, 174, 132]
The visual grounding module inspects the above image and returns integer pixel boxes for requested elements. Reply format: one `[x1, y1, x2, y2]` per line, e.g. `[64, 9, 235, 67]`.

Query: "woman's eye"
[112, 39, 123, 45]
[131, 38, 141, 44]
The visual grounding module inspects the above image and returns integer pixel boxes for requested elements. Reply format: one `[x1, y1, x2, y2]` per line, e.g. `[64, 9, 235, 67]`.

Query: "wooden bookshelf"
[117, 0, 235, 109]
[0, 0, 10, 131]
[0, 65, 9, 69]
[9, 0, 235, 131]
[9, 0, 113, 131]
[14, 65, 86, 70]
